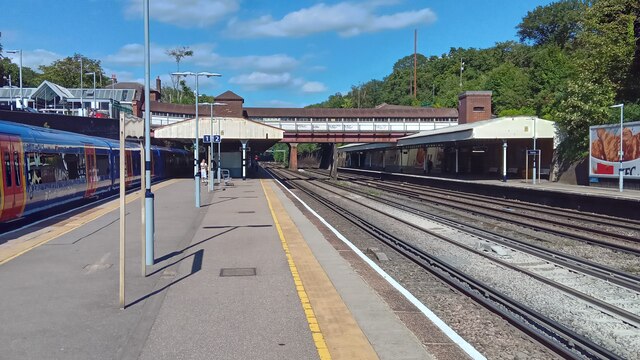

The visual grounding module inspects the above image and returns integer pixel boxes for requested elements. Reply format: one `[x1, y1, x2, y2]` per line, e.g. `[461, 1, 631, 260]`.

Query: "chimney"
[458, 91, 492, 124]
[156, 76, 161, 93]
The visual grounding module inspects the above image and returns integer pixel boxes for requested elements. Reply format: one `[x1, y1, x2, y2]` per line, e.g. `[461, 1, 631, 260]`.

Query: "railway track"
[306, 168, 640, 255]
[269, 167, 630, 359]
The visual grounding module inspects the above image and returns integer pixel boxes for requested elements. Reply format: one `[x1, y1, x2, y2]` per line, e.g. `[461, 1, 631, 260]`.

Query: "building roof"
[244, 106, 458, 119]
[30, 80, 73, 101]
[397, 116, 557, 146]
[215, 90, 244, 101]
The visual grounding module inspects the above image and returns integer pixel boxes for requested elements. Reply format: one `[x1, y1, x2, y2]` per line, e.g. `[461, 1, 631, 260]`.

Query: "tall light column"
[171, 71, 221, 207]
[80, 58, 84, 116]
[611, 104, 624, 192]
[3, 75, 12, 110]
[7, 50, 22, 108]
[85, 72, 96, 113]
[201, 101, 226, 192]
[143, 0, 155, 266]
[532, 117, 537, 184]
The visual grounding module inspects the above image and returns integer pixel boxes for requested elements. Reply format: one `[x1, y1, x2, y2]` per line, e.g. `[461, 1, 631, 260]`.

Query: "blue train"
[0, 120, 191, 223]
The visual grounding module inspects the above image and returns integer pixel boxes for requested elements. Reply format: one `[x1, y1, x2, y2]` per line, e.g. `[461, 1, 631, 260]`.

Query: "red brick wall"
[458, 91, 492, 124]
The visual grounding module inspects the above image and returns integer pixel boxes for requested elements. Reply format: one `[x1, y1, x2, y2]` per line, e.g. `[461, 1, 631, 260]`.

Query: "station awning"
[153, 116, 285, 153]
[397, 116, 557, 147]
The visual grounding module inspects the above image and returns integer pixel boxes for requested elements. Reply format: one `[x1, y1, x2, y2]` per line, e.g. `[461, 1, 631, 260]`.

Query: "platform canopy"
[153, 116, 284, 152]
[396, 116, 557, 147]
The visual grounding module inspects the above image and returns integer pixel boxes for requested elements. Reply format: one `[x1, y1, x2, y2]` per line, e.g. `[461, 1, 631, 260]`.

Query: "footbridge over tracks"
[245, 105, 459, 143]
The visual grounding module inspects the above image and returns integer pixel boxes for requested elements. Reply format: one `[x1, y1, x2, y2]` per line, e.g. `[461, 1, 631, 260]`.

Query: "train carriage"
[0, 120, 189, 223]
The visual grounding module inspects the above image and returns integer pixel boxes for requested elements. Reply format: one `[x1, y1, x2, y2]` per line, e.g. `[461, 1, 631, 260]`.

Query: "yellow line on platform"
[261, 179, 379, 360]
[0, 179, 181, 266]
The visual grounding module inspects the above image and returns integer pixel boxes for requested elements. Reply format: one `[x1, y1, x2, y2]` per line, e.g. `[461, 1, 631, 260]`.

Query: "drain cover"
[237, 211, 256, 214]
[220, 267, 256, 277]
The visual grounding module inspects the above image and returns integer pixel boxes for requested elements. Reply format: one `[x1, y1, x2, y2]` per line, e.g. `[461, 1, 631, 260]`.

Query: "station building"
[338, 91, 558, 181]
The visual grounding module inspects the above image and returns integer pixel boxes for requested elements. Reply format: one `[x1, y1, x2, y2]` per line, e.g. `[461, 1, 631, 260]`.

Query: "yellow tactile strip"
[261, 179, 379, 360]
[0, 179, 181, 266]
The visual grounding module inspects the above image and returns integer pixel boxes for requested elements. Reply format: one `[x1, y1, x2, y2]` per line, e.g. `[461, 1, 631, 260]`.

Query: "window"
[473, 106, 485, 112]
[121, 90, 129, 101]
[13, 151, 20, 186]
[4, 152, 12, 187]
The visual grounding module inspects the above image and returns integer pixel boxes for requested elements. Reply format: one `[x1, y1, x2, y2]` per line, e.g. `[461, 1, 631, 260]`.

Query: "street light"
[611, 104, 624, 192]
[6, 50, 22, 109]
[171, 71, 221, 208]
[85, 72, 96, 115]
[3, 75, 13, 110]
[201, 101, 227, 192]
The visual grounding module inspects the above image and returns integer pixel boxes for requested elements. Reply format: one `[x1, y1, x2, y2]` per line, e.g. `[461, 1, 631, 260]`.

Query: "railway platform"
[0, 177, 472, 360]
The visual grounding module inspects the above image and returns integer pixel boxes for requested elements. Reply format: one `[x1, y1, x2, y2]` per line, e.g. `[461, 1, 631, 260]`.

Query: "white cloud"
[226, 2, 436, 38]
[221, 54, 299, 73]
[229, 72, 294, 89]
[4, 49, 63, 70]
[302, 81, 327, 93]
[104, 43, 297, 74]
[104, 44, 173, 66]
[126, 0, 239, 28]
[229, 71, 326, 95]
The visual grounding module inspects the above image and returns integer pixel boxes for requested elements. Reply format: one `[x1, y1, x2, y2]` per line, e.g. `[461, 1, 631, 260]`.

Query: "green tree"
[484, 63, 532, 114]
[517, 0, 590, 48]
[166, 46, 194, 103]
[38, 54, 108, 88]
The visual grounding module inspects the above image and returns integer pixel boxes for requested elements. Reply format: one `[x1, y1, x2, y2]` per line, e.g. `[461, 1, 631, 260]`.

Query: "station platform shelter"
[153, 116, 283, 179]
[338, 116, 558, 181]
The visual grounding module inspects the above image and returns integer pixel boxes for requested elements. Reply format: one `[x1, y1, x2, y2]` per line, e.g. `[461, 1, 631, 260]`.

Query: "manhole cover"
[220, 267, 256, 277]
[237, 211, 255, 214]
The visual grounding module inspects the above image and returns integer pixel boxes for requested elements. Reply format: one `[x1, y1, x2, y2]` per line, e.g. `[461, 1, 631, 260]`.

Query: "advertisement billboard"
[589, 121, 640, 178]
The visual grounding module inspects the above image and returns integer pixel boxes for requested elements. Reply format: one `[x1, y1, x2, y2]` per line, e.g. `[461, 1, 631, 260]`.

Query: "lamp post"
[85, 72, 96, 114]
[3, 75, 12, 110]
[532, 117, 537, 184]
[201, 101, 227, 192]
[171, 71, 221, 208]
[611, 104, 624, 192]
[78, 58, 85, 116]
[6, 50, 22, 109]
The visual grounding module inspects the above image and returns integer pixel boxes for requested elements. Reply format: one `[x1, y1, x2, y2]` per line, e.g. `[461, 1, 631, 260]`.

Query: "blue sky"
[1, 0, 553, 107]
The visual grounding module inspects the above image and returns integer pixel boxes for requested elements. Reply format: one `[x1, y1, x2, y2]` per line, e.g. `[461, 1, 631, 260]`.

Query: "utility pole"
[414, 29, 417, 99]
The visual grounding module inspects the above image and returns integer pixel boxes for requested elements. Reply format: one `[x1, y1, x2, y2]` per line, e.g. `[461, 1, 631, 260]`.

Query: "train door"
[84, 145, 97, 198]
[0, 135, 26, 222]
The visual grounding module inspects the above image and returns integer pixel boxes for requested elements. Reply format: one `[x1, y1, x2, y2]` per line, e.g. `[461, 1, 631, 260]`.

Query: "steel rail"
[269, 167, 621, 360]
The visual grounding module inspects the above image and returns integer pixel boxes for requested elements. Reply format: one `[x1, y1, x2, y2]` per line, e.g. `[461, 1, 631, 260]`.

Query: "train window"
[4, 152, 12, 187]
[64, 154, 80, 180]
[39, 153, 63, 183]
[13, 151, 20, 186]
[96, 154, 109, 177]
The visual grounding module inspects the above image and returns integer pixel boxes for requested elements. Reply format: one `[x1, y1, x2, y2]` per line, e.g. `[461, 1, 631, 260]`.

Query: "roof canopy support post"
[330, 143, 338, 180]
[502, 140, 508, 182]
[455, 146, 459, 176]
[241, 140, 248, 180]
[288, 143, 298, 171]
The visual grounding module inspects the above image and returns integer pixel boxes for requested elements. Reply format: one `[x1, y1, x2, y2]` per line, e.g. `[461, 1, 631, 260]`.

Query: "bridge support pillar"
[330, 143, 338, 180]
[288, 143, 298, 171]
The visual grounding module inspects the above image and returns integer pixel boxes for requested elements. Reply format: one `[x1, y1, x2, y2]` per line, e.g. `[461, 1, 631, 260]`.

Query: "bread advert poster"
[590, 121, 640, 178]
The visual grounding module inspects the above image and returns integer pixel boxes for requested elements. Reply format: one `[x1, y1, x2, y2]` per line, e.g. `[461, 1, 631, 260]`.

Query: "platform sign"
[203, 135, 211, 143]
[527, 150, 540, 155]
[589, 121, 640, 178]
[213, 135, 221, 143]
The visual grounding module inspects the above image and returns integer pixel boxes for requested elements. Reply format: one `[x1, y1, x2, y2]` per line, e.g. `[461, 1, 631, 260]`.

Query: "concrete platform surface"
[0, 178, 464, 360]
